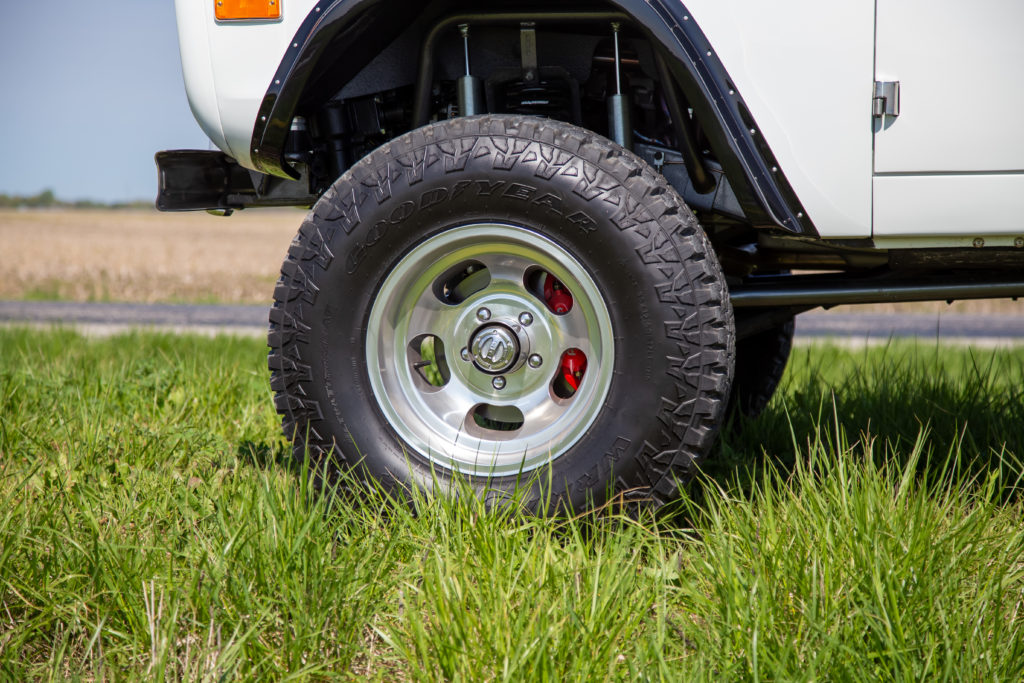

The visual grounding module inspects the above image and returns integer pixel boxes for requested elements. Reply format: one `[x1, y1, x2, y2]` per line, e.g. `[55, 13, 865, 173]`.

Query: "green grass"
[1, 328, 1022, 680]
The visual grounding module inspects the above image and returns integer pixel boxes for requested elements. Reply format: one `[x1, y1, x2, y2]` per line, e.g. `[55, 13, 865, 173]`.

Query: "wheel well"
[248, 0, 814, 239]
[289, 2, 706, 187]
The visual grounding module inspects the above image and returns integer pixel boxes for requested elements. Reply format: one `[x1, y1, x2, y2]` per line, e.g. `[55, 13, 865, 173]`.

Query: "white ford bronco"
[159, 0, 1024, 510]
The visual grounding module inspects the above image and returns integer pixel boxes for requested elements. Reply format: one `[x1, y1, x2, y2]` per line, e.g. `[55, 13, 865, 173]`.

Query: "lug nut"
[461, 347, 471, 362]
[476, 307, 491, 321]
[527, 354, 543, 368]
[519, 312, 534, 326]
[492, 376, 506, 390]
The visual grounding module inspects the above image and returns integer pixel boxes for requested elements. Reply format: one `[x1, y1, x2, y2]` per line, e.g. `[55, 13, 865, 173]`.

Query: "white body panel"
[872, 0, 1024, 239]
[874, 175, 1024, 241]
[174, 0, 319, 167]
[684, 0, 874, 238]
[874, 0, 1024, 173]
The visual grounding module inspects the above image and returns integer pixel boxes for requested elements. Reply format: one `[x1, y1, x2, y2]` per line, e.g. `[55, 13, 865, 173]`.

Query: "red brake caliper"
[557, 348, 588, 396]
[543, 273, 586, 397]
[543, 273, 573, 314]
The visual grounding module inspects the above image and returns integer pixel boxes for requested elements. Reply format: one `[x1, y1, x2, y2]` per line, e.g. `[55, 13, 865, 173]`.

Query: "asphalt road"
[1, 300, 1023, 343]
[0, 301, 267, 337]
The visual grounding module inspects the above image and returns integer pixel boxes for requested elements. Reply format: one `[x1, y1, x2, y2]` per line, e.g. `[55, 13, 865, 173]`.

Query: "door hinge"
[872, 80, 900, 118]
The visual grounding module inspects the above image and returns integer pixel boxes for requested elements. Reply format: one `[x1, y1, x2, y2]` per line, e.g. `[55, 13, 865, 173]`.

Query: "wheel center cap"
[470, 324, 520, 374]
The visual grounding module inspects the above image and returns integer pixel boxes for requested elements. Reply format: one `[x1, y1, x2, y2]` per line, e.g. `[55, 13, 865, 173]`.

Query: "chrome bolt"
[1015, 237, 1024, 248]
[528, 354, 543, 368]
[476, 307, 491, 321]
[460, 347, 471, 362]
[519, 312, 534, 326]
[973, 237, 985, 248]
[492, 376, 506, 390]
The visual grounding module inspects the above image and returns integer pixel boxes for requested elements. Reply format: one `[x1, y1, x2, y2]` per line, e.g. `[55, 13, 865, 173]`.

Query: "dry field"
[1, 207, 1023, 314]
[0, 208, 300, 304]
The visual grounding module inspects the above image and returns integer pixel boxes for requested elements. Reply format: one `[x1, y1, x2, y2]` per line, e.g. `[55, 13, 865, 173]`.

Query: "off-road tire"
[729, 318, 794, 421]
[267, 114, 734, 511]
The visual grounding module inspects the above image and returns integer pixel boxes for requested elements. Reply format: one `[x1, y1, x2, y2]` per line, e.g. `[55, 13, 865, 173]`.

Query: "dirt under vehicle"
[157, 0, 1024, 510]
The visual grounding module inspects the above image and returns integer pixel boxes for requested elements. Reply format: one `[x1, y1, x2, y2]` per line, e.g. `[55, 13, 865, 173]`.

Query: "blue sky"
[0, 1, 211, 202]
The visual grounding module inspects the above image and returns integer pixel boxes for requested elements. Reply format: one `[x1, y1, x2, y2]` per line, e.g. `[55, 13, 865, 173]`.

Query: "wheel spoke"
[475, 252, 531, 289]
[405, 290, 460, 342]
[512, 383, 572, 433]
[551, 304, 597, 356]
[415, 378, 478, 431]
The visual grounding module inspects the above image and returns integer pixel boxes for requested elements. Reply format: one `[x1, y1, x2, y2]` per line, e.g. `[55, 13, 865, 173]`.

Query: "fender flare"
[250, 0, 814, 235]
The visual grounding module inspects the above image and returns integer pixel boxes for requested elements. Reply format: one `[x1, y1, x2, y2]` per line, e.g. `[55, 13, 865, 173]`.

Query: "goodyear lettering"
[502, 183, 537, 201]
[419, 187, 449, 209]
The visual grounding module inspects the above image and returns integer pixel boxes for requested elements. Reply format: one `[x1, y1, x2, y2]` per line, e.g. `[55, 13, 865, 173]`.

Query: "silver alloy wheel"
[365, 223, 615, 477]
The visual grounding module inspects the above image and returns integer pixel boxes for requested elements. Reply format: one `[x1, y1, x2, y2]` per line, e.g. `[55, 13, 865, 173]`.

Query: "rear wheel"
[729, 317, 795, 421]
[268, 114, 734, 511]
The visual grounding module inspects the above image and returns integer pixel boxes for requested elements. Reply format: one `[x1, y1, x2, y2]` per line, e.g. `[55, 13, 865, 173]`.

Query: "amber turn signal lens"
[215, 0, 281, 21]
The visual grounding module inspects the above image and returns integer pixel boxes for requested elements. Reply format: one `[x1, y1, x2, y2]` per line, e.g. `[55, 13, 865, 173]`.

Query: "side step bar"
[730, 272, 1024, 308]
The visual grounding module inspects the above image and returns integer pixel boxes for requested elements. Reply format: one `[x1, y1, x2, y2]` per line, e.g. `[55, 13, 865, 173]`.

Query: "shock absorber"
[606, 22, 632, 149]
[457, 23, 485, 116]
